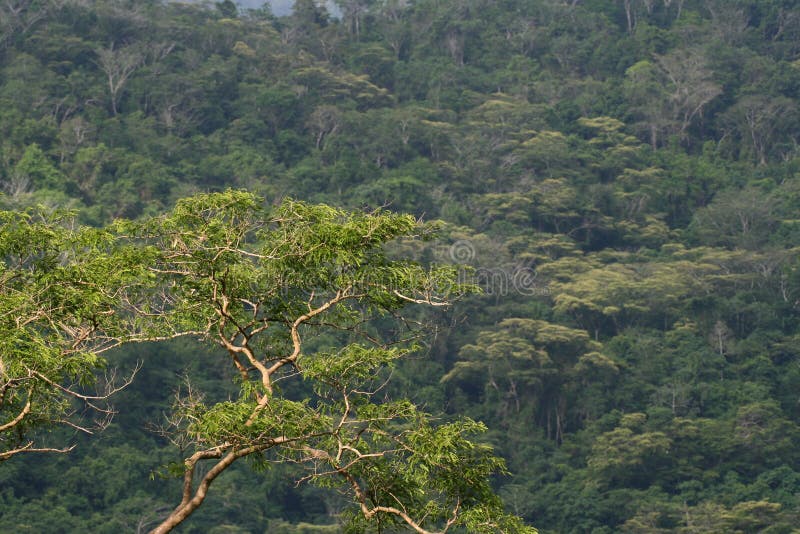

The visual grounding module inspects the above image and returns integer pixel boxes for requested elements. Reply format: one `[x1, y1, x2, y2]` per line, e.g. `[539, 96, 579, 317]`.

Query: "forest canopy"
[1, 0, 800, 532]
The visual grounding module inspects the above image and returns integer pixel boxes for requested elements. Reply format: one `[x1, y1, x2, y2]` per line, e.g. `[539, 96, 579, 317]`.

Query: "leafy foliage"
[3, 0, 800, 531]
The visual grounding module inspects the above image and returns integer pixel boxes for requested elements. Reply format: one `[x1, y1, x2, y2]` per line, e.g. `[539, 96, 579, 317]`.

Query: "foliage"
[2, 0, 800, 531]
[0, 206, 153, 461]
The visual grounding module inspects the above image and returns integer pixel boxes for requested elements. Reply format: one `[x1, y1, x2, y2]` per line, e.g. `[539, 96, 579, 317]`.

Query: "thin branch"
[392, 290, 450, 306]
[0, 442, 75, 461]
[0, 388, 32, 432]
[33, 363, 139, 402]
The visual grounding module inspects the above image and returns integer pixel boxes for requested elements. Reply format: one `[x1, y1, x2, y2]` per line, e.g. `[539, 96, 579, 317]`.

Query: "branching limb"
[0, 387, 32, 433]
[392, 290, 450, 306]
[150, 437, 291, 534]
[32, 363, 139, 416]
[0, 442, 74, 461]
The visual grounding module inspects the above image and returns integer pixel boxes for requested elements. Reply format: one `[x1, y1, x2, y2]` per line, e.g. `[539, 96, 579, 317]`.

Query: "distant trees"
[0, 0, 60, 46]
[624, 48, 721, 148]
[95, 44, 143, 116]
[3, 0, 800, 530]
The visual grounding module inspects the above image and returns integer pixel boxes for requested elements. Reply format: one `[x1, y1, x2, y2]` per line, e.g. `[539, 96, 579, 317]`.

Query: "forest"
[1, 0, 800, 532]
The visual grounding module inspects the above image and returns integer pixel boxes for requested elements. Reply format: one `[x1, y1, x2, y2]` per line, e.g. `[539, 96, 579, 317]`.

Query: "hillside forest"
[2, 0, 800, 532]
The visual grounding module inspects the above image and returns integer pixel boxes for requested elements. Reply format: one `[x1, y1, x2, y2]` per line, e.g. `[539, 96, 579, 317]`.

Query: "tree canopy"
[3, 0, 800, 531]
[2, 190, 533, 533]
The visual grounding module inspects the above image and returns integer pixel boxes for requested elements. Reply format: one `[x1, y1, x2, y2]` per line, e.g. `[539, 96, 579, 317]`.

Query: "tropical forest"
[1, 0, 800, 532]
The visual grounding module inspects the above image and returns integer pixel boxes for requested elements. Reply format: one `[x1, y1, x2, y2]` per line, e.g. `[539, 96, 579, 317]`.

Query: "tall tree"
[95, 44, 143, 116]
[110, 191, 534, 534]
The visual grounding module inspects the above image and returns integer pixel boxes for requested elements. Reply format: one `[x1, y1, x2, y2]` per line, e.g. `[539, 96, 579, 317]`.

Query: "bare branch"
[0, 442, 75, 461]
[0, 388, 32, 433]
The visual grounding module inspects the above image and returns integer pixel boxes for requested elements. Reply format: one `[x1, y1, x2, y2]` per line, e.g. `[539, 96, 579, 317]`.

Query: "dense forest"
[1, 0, 800, 531]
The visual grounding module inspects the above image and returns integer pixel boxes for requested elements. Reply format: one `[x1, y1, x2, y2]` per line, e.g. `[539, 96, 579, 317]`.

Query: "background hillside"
[1, 0, 800, 532]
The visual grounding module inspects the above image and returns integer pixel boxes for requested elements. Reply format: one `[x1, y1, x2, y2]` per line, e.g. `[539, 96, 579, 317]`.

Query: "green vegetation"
[2, 0, 800, 531]
[1, 190, 530, 533]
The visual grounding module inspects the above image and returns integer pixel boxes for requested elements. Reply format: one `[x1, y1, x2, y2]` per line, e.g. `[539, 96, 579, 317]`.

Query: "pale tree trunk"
[95, 45, 143, 116]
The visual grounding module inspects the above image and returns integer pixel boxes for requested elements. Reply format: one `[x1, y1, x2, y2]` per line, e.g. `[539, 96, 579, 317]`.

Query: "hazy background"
[236, 0, 293, 15]
[177, 0, 319, 17]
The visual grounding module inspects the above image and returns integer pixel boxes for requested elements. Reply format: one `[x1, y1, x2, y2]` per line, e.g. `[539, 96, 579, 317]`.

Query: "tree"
[95, 44, 143, 116]
[284, 0, 336, 59]
[618, 0, 686, 33]
[690, 187, 781, 249]
[0, 207, 156, 461]
[444, 317, 617, 442]
[2, 192, 534, 533]
[335, 0, 373, 40]
[543, 255, 717, 335]
[306, 105, 342, 150]
[0, 0, 58, 46]
[216, 1, 238, 18]
[12, 143, 66, 192]
[108, 191, 533, 533]
[624, 59, 670, 149]
[655, 48, 721, 141]
[587, 413, 671, 488]
[721, 94, 797, 165]
[624, 48, 721, 148]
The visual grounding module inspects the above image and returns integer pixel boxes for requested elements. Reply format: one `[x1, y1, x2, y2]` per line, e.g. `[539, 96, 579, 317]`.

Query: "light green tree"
[106, 191, 534, 534]
[1, 192, 534, 533]
[0, 206, 159, 461]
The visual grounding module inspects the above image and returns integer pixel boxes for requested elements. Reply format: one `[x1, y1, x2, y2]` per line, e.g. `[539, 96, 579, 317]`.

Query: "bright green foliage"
[1, 191, 531, 533]
[0, 206, 152, 460]
[113, 190, 530, 533]
[444, 318, 611, 441]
